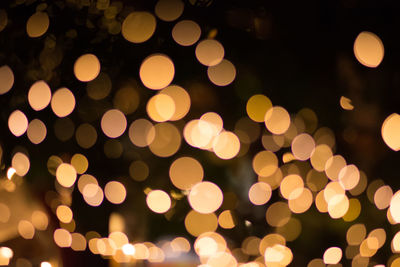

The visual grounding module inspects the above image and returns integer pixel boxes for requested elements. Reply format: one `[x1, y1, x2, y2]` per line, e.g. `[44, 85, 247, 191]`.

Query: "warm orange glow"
[105, 181, 127, 204]
[172, 20, 201, 46]
[140, 54, 175, 90]
[207, 59, 236, 86]
[264, 106, 290, 135]
[188, 181, 223, 214]
[212, 131, 240, 160]
[51, 88, 75, 117]
[101, 109, 127, 138]
[195, 39, 224, 66]
[122, 12, 156, 43]
[323, 247, 342, 264]
[354, 31, 384, 68]
[26, 12, 49, 37]
[155, 0, 184, 21]
[146, 190, 171, 213]
[74, 54, 101, 82]
[248, 182, 272, 205]
[56, 163, 77, 188]
[0, 65, 14, 95]
[27, 119, 47, 144]
[28, 81, 51, 111]
[169, 157, 204, 190]
[8, 110, 28, 137]
[382, 113, 400, 151]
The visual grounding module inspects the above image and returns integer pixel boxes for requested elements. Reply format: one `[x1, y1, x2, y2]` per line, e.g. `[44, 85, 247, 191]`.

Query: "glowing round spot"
[323, 247, 342, 265]
[280, 174, 304, 200]
[159, 85, 191, 120]
[252, 150, 278, 177]
[129, 119, 156, 147]
[11, 152, 30, 176]
[129, 161, 149, 182]
[122, 12, 156, 43]
[26, 12, 49, 37]
[246, 94, 272, 123]
[74, 54, 101, 82]
[169, 157, 204, 190]
[155, 0, 184, 21]
[0, 65, 13, 95]
[374, 185, 392, 210]
[71, 233, 87, 251]
[328, 194, 349, 219]
[343, 198, 361, 222]
[113, 85, 140, 115]
[338, 164, 360, 190]
[172, 20, 201, 46]
[83, 184, 104, 207]
[213, 131, 240, 160]
[288, 188, 313, 214]
[310, 144, 332, 172]
[354, 31, 384, 68]
[18, 220, 35, 239]
[146, 190, 171, 213]
[382, 113, 400, 151]
[146, 94, 176, 122]
[207, 59, 236, 86]
[101, 109, 127, 138]
[140, 54, 175, 90]
[8, 110, 28, 137]
[347, 224, 366, 246]
[122, 244, 135, 255]
[86, 72, 111, 100]
[28, 80, 51, 111]
[291, 133, 315, 161]
[70, 154, 88, 174]
[248, 182, 272, 205]
[266, 202, 291, 227]
[77, 174, 98, 195]
[51, 88, 75, 117]
[56, 205, 73, 223]
[218, 210, 236, 229]
[264, 106, 290, 135]
[149, 122, 181, 157]
[105, 181, 127, 204]
[195, 39, 224, 66]
[185, 210, 218, 237]
[188, 181, 223, 214]
[27, 119, 46, 144]
[54, 228, 72, 248]
[56, 163, 77, 188]
[75, 123, 97, 149]
[325, 155, 346, 181]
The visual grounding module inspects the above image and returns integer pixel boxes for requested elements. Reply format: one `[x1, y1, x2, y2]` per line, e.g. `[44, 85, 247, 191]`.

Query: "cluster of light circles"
[2, 1, 400, 267]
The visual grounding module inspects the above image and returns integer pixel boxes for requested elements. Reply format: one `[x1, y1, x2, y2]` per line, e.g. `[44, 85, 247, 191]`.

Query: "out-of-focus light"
[354, 31, 384, 68]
